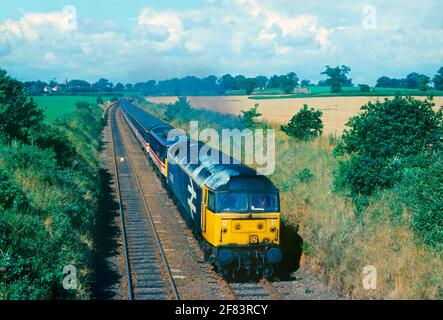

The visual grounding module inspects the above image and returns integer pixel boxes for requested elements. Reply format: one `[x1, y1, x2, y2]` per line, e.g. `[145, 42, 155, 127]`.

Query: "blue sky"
[0, 0, 442, 84]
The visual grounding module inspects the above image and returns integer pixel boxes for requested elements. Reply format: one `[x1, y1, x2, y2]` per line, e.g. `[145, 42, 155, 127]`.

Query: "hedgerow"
[0, 69, 104, 299]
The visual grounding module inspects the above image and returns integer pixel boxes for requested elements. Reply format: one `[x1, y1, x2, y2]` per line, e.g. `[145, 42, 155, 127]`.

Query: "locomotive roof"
[168, 139, 278, 193]
[120, 99, 173, 132]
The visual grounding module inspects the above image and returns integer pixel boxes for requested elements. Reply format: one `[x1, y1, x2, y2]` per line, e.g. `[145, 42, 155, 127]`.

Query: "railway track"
[226, 279, 284, 300]
[109, 106, 179, 300]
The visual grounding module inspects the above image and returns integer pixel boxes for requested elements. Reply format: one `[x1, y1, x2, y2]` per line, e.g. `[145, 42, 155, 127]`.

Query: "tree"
[254, 76, 268, 89]
[164, 96, 192, 124]
[48, 80, 57, 88]
[281, 72, 299, 94]
[321, 65, 352, 93]
[220, 74, 236, 93]
[300, 79, 311, 87]
[281, 104, 323, 140]
[67, 80, 91, 92]
[201, 75, 219, 93]
[335, 96, 442, 195]
[359, 84, 371, 92]
[432, 67, 443, 91]
[114, 83, 124, 92]
[241, 104, 262, 128]
[234, 75, 246, 90]
[125, 83, 134, 91]
[269, 75, 281, 88]
[243, 78, 257, 95]
[0, 69, 45, 143]
[94, 78, 113, 92]
[375, 76, 405, 88]
[405, 72, 421, 89]
[418, 75, 430, 91]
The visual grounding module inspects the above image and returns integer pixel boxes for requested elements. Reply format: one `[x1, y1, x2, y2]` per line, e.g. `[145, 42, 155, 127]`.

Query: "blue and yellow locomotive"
[120, 99, 283, 279]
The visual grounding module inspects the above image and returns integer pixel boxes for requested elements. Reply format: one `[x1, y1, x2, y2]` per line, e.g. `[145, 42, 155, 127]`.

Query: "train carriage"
[120, 99, 176, 176]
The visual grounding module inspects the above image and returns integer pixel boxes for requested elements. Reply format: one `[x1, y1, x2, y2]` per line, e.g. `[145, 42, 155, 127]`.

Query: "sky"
[0, 0, 442, 85]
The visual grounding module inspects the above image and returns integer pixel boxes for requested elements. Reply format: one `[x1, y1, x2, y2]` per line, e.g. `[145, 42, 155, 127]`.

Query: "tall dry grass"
[273, 133, 442, 299]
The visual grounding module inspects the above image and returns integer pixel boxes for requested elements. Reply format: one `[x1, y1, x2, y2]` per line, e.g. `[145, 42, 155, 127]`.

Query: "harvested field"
[147, 96, 443, 135]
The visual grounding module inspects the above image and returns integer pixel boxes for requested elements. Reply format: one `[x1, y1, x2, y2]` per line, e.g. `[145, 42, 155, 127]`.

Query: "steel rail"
[109, 106, 134, 300]
[116, 107, 180, 300]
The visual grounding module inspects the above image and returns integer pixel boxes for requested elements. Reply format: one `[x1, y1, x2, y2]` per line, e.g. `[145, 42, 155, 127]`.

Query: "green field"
[32, 96, 112, 121]
[249, 86, 443, 99]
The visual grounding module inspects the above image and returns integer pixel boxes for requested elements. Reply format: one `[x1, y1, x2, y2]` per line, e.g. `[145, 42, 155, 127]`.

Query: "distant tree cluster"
[375, 68, 443, 91]
[22, 72, 300, 97]
[20, 65, 443, 97]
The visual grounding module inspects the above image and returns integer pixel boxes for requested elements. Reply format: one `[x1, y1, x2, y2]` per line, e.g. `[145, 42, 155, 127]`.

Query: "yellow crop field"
[147, 96, 443, 135]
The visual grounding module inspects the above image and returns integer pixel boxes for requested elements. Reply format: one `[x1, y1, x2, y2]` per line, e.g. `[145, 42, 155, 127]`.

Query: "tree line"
[376, 67, 443, 91]
[22, 66, 443, 96]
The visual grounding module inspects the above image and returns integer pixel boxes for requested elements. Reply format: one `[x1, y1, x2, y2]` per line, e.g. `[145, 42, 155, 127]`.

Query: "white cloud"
[0, 1, 442, 83]
[0, 10, 76, 42]
[138, 7, 183, 50]
[44, 52, 57, 64]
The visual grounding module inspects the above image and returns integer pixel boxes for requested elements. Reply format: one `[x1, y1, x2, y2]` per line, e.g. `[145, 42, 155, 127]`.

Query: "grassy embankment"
[0, 96, 105, 299]
[137, 99, 442, 300]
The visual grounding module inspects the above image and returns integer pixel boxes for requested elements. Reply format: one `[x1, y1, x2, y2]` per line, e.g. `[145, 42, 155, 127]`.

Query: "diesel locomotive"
[119, 99, 283, 279]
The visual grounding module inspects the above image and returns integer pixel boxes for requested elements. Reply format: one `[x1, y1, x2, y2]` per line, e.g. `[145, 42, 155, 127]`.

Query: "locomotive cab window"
[210, 192, 249, 213]
[208, 191, 280, 213]
[250, 193, 279, 212]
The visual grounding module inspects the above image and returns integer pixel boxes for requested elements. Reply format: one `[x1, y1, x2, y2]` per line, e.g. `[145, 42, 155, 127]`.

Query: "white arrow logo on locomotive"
[187, 178, 197, 220]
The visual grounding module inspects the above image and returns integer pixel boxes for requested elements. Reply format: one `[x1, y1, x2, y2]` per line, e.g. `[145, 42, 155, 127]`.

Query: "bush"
[394, 154, 443, 248]
[297, 168, 314, 182]
[281, 104, 323, 140]
[359, 84, 371, 92]
[0, 169, 27, 211]
[241, 104, 262, 128]
[164, 96, 192, 124]
[335, 96, 442, 196]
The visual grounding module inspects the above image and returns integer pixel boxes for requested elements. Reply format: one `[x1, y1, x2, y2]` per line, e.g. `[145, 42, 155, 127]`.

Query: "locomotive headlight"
[249, 235, 259, 244]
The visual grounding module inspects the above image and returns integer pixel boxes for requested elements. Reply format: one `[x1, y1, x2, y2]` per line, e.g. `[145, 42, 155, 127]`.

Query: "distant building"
[295, 87, 311, 94]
